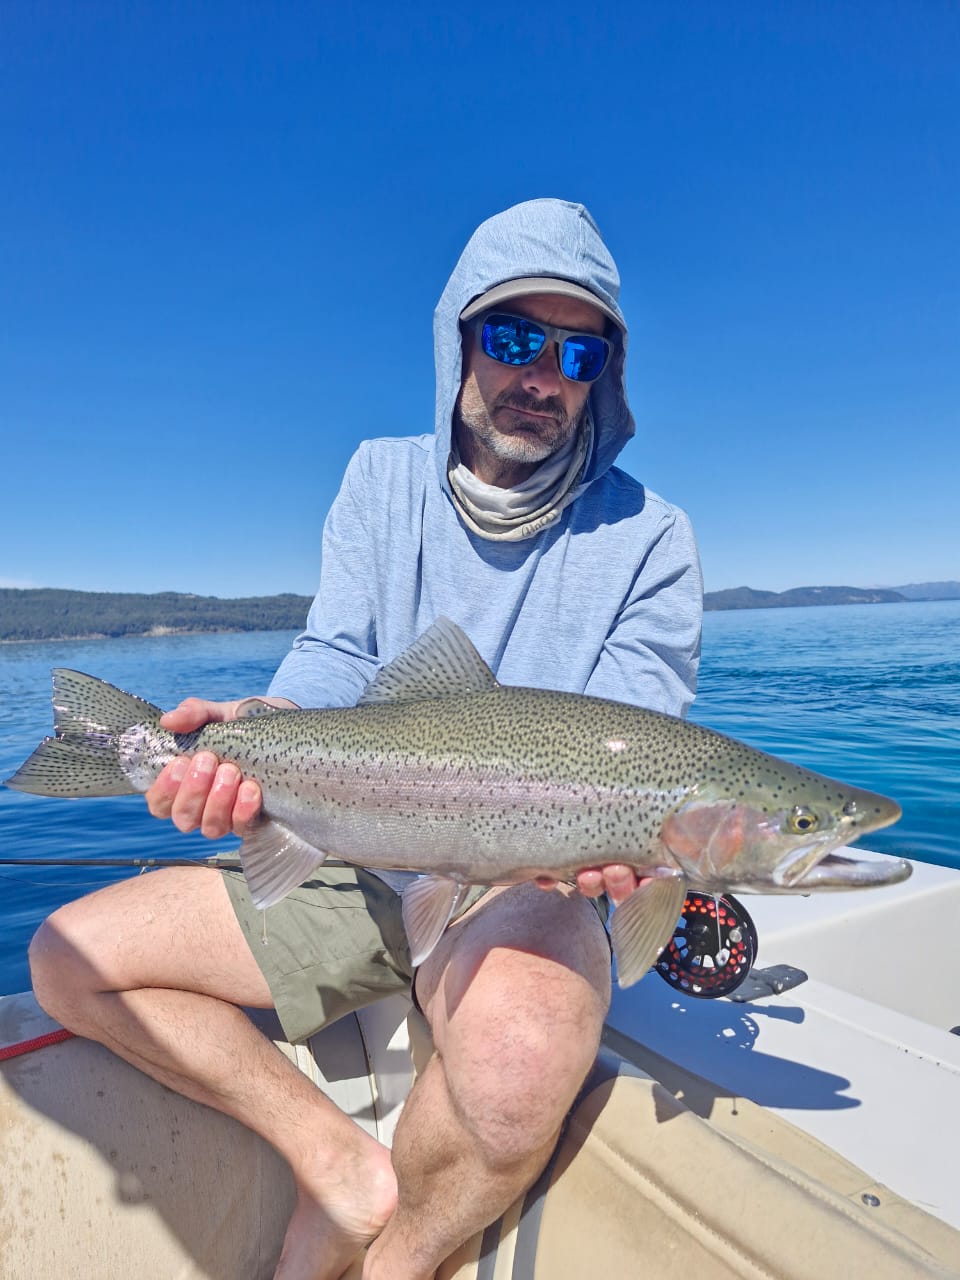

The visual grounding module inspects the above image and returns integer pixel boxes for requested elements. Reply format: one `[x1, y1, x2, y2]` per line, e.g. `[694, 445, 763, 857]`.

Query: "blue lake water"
[0, 601, 957, 995]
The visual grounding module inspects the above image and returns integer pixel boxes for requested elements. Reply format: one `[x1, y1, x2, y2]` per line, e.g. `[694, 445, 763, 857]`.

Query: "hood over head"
[433, 198, 635, 503]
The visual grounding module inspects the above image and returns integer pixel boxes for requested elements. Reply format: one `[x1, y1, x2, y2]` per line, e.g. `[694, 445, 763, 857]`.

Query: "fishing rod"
[0, 854, 349, 869]
[0, 856, 243, 869]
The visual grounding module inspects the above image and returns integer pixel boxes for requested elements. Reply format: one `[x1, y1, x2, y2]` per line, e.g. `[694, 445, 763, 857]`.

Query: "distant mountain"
[3, 581, 956, 638]
[888, 581, 960, 601]
[0, 589, 313, 642]
[704, 582, 958, 611]
[704, 585, 907, 611]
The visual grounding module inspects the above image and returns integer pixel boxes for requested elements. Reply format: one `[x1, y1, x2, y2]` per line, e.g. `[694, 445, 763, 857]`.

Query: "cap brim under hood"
[459, 275, 624, 331]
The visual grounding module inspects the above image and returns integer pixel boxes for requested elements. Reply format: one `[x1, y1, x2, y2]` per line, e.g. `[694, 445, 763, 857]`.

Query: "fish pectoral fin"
[610, 869, 687, 989]
[239, 820, 329, 909]
[402, 875, 471, 967]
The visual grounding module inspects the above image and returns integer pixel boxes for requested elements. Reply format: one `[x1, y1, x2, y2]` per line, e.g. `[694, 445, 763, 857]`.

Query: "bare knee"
[419, 886, 611, 1167]
[441, 961, 605, 1168]
[29, 881, 138, 1025]
[29, 868, 273, 1029]
[27, 918, 56, 1012]
[28, 896, 109, 1025]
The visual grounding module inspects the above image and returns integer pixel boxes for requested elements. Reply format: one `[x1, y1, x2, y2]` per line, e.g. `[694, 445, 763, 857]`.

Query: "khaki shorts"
[222, 866, 609, 1045]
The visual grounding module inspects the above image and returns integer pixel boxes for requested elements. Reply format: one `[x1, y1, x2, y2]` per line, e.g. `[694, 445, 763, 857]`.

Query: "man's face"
[455, 292, 608, 486]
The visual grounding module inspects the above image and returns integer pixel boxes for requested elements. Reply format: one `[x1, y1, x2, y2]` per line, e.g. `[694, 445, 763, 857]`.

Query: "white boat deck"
[606, 854, 960, 1232]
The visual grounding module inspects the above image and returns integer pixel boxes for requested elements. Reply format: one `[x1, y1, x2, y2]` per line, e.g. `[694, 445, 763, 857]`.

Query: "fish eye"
[788, 806, 820, 835]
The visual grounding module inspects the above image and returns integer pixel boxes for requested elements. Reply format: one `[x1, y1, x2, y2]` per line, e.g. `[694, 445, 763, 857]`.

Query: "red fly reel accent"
[655, 892, 758, 998]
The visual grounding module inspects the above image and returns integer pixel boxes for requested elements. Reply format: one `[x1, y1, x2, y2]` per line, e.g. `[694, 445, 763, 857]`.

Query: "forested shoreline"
[3, 582, 957, 642]
[0, 589, 313, 642]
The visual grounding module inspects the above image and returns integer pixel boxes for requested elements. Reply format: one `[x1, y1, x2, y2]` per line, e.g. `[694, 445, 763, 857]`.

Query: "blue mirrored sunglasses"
[476, 312, 612, 384]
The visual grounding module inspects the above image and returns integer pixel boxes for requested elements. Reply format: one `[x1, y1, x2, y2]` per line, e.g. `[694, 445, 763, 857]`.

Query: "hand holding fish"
[538, 866, 642, 905]
[145, 695, 296, 839]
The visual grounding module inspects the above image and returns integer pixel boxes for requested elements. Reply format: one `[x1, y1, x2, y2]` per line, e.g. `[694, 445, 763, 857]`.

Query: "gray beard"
[455, 387, 582, 465]
[447, 413, 593, 542]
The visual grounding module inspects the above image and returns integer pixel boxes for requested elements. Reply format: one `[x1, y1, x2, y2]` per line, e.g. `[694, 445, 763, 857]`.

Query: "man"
[29, 198, 702, 1280]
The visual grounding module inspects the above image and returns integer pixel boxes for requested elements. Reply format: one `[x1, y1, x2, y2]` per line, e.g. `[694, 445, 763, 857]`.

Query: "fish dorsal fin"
[358, 617, 500, 706]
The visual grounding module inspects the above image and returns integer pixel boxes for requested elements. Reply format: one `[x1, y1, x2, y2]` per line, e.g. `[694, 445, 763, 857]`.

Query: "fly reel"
[655, 891, 758, 998]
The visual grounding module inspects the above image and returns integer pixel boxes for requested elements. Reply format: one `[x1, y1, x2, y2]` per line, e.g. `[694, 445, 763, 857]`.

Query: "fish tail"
[4, 669, 161, 798]
[6, 736, 141, 797]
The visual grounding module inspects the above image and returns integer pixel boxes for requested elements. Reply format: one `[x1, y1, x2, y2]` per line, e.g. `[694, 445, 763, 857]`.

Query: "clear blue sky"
[2, 3, 957, 597]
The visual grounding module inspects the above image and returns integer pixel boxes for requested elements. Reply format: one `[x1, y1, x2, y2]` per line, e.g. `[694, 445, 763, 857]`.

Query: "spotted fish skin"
[187, 688, 892, 884]
[4, 618, 909, 986]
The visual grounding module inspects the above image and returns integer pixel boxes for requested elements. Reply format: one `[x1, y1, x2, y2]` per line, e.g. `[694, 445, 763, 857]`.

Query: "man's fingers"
[145, 757, 190, 819]
[574, 865, 642, 904]
[199, 762, 244, 839]
[603, 864, 640, 905]
[146, 754, 261, 840]
[167, 752, 220, 833]
[232, 780, 263, 835]
[574, 868, 606, 898]
[159, 698, 233, 734]
[146, 695, 265, 840]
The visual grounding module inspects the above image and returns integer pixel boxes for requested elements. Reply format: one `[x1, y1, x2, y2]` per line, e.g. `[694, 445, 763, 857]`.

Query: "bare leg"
[363, 883, 611, 1280]
[28, 868, 397, 1280]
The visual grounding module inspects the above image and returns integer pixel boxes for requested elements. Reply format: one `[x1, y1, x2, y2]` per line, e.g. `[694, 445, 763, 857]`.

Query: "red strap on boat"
[0, 1028, 75, 1061]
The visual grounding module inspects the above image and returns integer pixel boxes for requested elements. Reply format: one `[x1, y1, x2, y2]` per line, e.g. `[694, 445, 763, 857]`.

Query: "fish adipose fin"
[610, 869, 688, 989]
[358, 617, 500, 706]
[4, 669, 161, 797]
[402, 874, 472, 967]
[234, 697, 283, 720]
[239, 820, 330, 909]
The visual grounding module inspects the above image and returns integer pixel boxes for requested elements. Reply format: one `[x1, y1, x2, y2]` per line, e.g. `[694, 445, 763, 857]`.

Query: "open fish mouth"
[775, 845, 913, 891]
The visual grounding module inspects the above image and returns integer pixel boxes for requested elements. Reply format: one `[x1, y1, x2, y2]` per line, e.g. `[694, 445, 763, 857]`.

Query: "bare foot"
[274, 1144, 397, 1280]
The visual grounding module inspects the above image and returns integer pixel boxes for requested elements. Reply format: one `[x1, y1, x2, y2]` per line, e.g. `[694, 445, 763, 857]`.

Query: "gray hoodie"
[270, 198, 702, 718]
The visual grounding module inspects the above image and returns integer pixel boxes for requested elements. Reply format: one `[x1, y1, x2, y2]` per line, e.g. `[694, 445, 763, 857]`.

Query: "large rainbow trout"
[5, 618, 908, 986]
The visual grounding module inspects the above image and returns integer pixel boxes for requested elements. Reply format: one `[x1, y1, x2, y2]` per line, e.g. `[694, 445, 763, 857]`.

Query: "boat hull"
[2, 969, 959, 1279]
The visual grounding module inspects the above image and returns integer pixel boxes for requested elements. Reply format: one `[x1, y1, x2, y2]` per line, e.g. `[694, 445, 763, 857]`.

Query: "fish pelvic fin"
[358, 617, 500, 706]
[4, 669, 161, 797]
[239, 819, 330, 909]
[610, 869, 688, 989]
[402, 875, 472, 967]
